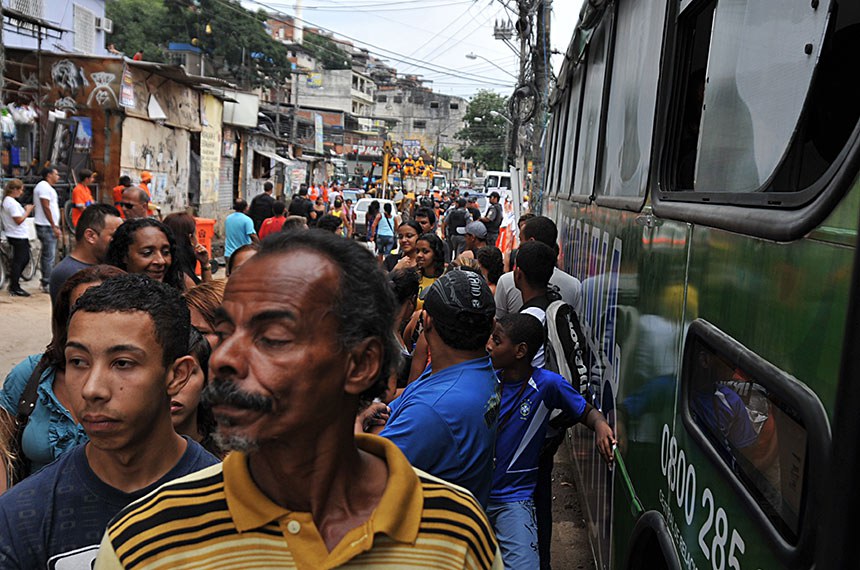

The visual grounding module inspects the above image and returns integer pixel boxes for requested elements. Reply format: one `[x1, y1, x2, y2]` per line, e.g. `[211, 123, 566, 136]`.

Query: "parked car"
[340, 189, 363, 204]
[353, 198, 399, 239]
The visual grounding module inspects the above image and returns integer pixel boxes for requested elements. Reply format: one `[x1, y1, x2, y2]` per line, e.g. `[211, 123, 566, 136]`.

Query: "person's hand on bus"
[594, 419, 616, 466]
[584, 406, 616, 466]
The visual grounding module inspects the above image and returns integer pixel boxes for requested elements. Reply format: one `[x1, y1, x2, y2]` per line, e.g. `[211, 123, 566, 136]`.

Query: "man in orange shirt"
[112, 175, 132, 219]
[139, 171, 152, 199]
[71, 169, 96, 227]
[138, 171, 162, 217]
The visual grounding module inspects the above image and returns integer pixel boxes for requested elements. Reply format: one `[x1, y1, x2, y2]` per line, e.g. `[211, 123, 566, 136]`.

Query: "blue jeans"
[35, 224, 57, 286]
[487, 500, 539, 570]
[376, 235, 395, 257]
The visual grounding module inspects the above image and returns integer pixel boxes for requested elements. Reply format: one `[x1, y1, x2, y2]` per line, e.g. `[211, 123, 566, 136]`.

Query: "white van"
[483, 171, 512, 191]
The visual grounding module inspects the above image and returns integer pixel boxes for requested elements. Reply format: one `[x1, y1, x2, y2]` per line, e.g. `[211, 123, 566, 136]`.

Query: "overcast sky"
[243, 0, 583, 100]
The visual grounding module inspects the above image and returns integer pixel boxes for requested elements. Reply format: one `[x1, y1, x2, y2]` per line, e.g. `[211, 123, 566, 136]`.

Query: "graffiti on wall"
[121, 117, 190, 211]
[88, 72, 118, 108]
[51, 59, 89, 97]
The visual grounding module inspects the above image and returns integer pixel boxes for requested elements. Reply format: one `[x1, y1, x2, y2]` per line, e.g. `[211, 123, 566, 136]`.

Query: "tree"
[107, 0, 291, 88]
[303, 31, 351, 70]
[106, 0, 173, 61]
[456, 90, 508, 171]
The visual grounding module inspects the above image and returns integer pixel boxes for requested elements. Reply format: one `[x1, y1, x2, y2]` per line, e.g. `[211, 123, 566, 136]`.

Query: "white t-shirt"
[33, 180, 60, 227]
[521, 306, 547, 368]
[1, 196, 29, 239]
[495, 266, 583, 318]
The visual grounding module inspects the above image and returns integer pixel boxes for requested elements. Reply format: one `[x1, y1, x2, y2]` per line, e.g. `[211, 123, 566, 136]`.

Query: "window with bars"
[73, 4, 96, 54]
[13, 0, 44, 18]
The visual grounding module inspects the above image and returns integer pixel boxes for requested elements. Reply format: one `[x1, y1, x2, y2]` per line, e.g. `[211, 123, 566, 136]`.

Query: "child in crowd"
[486, 313, 615, 570]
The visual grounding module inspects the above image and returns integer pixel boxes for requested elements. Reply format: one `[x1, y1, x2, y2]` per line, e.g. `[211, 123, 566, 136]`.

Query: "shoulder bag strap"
[10, 354, 49, 483]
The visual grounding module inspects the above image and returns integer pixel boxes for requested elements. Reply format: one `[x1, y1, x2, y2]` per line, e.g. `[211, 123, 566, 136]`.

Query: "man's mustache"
[202, 377, 274, 413]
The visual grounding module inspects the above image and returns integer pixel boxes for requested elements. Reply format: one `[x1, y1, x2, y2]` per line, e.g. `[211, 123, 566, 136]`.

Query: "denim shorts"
[487, 499, 539, 570]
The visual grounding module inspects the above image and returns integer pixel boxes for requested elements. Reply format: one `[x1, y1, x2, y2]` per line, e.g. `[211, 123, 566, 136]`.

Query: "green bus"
[540, 0, 859, 568]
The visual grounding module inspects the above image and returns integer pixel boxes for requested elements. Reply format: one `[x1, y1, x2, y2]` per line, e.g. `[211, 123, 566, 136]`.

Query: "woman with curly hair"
[106, 218, 184, 290]
[162, 213, 213, 288]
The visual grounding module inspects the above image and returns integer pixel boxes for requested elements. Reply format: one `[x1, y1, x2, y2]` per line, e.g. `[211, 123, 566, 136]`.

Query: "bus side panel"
[554, 201, 691, 570]
[662, 186, 856, 570]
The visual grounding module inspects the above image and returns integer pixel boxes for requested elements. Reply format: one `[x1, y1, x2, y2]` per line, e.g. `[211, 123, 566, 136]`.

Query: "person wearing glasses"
[118, 186, 150, 220]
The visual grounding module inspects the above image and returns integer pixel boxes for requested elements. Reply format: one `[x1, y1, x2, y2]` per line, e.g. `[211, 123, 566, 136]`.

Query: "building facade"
[3, 0, 110, 56]
[374, 79, 467, 159]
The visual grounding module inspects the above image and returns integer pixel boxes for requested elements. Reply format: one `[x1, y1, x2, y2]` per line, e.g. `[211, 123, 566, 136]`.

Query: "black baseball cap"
[420, 270, 495, 326]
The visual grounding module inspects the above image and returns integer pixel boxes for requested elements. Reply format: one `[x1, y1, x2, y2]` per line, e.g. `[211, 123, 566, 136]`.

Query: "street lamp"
[465, 53, 518, 79]
[490, 110, 513, 126]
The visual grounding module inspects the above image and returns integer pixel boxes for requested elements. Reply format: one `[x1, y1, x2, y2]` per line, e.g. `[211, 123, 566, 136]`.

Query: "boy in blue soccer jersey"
[486, 313, 616, 570]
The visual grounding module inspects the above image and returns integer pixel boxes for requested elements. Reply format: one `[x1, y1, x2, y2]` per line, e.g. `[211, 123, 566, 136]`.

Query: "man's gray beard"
[213, 430, 259, 453]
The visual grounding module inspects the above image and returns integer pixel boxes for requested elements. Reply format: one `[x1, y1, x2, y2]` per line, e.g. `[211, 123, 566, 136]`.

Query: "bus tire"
[624, 511, 681, 570]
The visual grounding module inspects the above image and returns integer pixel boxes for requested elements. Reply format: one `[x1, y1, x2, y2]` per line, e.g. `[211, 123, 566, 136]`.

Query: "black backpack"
[447, 208, 468, 235]
[544, 300, 592, 395]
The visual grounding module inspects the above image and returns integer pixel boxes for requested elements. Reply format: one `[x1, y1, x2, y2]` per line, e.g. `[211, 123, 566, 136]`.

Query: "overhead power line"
[229, 0, 515, 86]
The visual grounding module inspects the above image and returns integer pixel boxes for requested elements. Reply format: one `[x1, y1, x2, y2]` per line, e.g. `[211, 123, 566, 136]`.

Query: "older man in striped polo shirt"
[95, 230, 501, 570]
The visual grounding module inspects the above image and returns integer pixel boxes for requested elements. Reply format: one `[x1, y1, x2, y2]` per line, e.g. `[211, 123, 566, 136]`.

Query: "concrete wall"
[242, 134, 276, 201]
[374, 87, 466, 153]
[297, 68, 375, 117]
[120, 116, 190, 212]
[198, 94, 223, 219]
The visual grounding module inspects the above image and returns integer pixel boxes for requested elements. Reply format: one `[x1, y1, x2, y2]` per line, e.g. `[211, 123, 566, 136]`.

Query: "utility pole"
[0, 2, 4, 104]
[0, 2, 6, 124]
[511, 0, 529, 169]
[531, 0, 550, 209]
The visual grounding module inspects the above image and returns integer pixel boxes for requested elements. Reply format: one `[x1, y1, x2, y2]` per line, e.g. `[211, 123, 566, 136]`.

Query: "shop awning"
[255, 149, 291, 166]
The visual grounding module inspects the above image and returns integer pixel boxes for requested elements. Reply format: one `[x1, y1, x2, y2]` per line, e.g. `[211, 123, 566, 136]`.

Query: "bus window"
[682, 321, 830, 559]
[668, 0, 859, 199]
[572, 7, 614, 199]
[598, 0, 666, 200]
[548, 105, 565, 197]
[687, 339, 806, 541]
[551, 90, 569, 197]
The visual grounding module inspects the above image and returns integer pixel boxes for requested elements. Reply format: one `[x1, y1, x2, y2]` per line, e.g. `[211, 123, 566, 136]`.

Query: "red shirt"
[258, 216, 286, 239]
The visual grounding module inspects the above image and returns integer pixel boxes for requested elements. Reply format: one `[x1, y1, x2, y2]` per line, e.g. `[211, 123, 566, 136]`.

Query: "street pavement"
[0, 277, 52, 374]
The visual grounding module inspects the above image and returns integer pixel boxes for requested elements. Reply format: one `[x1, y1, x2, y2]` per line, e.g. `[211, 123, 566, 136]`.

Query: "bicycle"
[0, 236, 40, 291]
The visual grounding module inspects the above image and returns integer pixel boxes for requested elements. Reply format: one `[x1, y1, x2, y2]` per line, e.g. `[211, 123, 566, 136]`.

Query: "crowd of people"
[0, 174, 616, 569]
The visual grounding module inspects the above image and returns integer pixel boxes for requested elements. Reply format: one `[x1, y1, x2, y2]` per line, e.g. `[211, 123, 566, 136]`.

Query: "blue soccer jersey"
[490, 367, 588, 503]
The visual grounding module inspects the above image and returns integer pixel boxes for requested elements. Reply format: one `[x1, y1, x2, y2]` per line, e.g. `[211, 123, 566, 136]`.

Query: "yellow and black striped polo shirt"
[95, 434, 501, 569]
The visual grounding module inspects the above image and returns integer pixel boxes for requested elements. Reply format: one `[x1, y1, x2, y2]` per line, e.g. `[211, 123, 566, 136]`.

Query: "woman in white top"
[1, 179, 34, 297]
